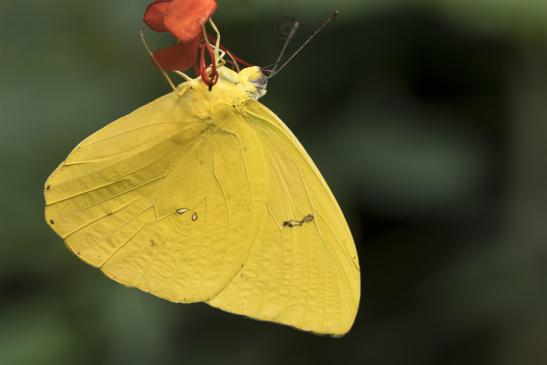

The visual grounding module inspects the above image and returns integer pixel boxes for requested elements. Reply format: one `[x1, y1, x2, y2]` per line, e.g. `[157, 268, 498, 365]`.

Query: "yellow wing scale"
[45, 67, 360, 335]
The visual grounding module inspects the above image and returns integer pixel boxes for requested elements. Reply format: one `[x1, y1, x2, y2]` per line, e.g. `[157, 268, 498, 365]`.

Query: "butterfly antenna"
[268, 20, 301, 76]
[268, 11, 339, 79]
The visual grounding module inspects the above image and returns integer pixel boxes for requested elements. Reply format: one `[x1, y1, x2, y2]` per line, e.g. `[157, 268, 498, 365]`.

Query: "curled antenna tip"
[268, 11, 339, 78]
[290, 20, 301, 35]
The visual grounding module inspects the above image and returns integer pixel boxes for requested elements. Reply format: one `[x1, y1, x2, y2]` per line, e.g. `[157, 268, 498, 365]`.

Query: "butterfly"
[44, 8, 360, 336]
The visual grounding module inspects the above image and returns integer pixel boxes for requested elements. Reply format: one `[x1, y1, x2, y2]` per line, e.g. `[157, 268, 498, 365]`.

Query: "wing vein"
[61, 197, 140, 239]
[98, 207, 153, 268]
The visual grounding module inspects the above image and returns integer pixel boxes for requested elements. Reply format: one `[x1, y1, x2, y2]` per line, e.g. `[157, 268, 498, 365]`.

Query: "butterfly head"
[218, 66, 268, 100]
[239, 66, 268, 100]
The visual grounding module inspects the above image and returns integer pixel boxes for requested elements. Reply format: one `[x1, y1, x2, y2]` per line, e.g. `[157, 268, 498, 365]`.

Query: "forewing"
[208, 100, 361, 335]
[45, 92, 265, 302]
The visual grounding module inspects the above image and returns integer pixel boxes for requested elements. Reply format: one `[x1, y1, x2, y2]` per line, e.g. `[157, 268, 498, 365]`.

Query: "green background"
[2, 0, 547, 364]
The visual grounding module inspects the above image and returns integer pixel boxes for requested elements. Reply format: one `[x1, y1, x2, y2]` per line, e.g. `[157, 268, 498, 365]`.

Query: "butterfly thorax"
[182, 66, 267, 104]
[171, 66, 267, 132]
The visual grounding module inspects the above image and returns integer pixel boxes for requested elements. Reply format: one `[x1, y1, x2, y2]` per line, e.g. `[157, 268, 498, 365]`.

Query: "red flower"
[144, 0, 217, 72]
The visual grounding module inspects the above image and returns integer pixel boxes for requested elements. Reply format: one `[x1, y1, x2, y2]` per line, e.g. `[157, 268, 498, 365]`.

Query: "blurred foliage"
[1, 0, 547, 364]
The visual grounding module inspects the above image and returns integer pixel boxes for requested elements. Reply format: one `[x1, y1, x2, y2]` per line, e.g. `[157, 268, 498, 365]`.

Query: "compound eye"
[251, 72, 268, 89]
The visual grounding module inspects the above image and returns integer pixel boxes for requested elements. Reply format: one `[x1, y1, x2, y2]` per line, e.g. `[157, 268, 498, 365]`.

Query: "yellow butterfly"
[44, 19, 360, 336]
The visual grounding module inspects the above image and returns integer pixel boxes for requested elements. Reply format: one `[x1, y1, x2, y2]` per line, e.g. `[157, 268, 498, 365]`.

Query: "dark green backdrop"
[2, 0, 547, 364]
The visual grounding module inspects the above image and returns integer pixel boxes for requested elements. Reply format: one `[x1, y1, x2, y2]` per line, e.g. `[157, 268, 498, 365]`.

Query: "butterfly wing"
[45, 87, 360, 335]
[207, 99, 361, 336]
[45, 89, 265, 302]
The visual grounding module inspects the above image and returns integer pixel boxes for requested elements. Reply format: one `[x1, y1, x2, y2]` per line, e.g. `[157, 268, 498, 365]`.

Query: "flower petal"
[164, 0, 217, 42]
[153, 37, 200, 71]
[144, 1, 172, 33]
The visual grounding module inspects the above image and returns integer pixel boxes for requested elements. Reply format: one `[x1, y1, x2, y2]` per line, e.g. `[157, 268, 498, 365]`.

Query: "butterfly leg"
[206, 19, 244, 72]
[207, 19, 222, 65]
[140, 29, 191, 97]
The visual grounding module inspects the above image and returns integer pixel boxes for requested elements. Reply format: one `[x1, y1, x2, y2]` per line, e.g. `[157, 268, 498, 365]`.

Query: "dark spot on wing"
[176, 208, 189, 215]
[283, 214, 314, 228]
